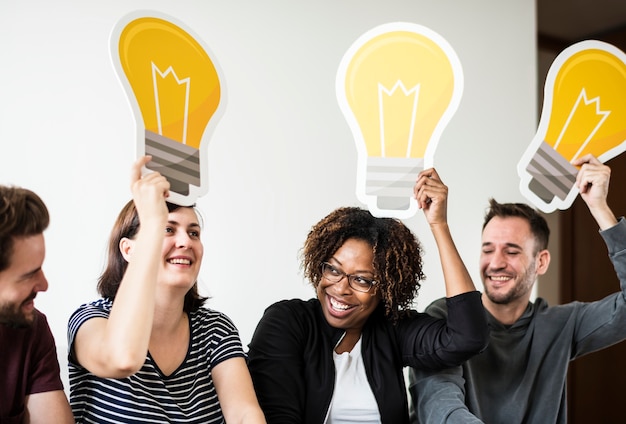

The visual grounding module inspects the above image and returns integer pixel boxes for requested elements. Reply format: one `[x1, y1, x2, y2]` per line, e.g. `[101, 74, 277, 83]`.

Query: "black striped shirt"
[67, 298, 245, 423]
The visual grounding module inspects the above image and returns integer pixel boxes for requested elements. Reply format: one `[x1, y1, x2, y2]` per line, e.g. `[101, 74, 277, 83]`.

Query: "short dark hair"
[0, 186, 49, 272]
[483, 198, 550, 253]
[97, 199, 207, 312]
[301, 207, 425, 323]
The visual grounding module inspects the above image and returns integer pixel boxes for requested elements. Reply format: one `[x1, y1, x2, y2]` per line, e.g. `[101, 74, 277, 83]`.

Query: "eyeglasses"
[320, 262, 377, 293]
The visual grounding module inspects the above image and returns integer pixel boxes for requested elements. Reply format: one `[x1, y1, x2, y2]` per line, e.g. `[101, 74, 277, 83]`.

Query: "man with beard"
[0, 185, 74, 423]
[408, 154, 626, 424]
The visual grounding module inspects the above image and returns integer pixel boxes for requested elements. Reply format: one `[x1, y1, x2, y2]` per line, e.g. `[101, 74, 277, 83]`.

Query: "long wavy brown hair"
[301, 207, 425, 323]
[97, 200, 207, 312]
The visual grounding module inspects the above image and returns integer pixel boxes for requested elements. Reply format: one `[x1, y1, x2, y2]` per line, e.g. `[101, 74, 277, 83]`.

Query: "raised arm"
[569, 155, 626, 355]
[572, 154, 618, 230]
[73, 156, 170, 378]
[414, 168, 476, 297]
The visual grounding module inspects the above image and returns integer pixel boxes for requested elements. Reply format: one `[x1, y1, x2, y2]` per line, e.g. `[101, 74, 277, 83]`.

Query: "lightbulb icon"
[518, 40, 626, 212]
[336, 22, 463, 219]
[111, 12, 224, 206]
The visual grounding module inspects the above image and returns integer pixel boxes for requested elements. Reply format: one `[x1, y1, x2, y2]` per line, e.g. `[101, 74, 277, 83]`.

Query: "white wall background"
[0, 0, 536, 390]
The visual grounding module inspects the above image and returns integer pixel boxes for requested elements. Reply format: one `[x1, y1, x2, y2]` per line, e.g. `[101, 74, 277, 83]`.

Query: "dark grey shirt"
[409, 217, 626, 424]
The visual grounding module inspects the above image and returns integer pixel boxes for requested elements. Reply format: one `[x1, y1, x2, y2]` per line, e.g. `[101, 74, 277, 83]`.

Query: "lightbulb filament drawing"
[519, 40, 626, 213]
[336, 22, 463, 219]
[378, 81, 421, 157]
[152, 64, 191, 144]
[555, 88, 610, 159]
[112, 12, 224, 206]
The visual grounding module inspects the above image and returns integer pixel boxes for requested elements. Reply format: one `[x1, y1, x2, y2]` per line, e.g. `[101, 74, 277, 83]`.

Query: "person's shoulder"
[265, 298, 318, 315]
[33, 308, 50, 323]
[74, 298, 113, 312]
[257, 298, 323, 327]
[534, 297, 578, 317]
[32, 308, 53, 330]
[192, 307, 237, 328]
[193, 306, 223, 318]
[68, 298, 112, 322]
[424, 296, 449, 317]
[426, 296, 448, 309]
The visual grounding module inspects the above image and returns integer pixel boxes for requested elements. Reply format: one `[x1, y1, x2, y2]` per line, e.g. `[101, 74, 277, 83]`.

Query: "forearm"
[104, 223, 163, 367]
[430, 222, 476, 297]
[75, 221, 165, 376]
[214, 358, 267, 424]
[409, 367, 483, 424]
[601, 217, 626, 290]
[589, 203, 618, 231]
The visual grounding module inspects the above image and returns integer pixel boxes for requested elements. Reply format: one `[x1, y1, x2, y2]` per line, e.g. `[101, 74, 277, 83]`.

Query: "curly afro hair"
[301, 207, 425, 323]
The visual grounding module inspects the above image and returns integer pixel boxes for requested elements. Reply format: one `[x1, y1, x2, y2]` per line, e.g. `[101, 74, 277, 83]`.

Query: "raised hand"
[414, 167, 448, 227]
[130, 155, 170, 227]
[572, 154, 617, 230]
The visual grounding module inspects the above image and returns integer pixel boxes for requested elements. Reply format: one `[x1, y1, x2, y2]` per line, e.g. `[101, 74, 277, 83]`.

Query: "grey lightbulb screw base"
[144, 130, 201, 197]
[526, 140, 579, 203]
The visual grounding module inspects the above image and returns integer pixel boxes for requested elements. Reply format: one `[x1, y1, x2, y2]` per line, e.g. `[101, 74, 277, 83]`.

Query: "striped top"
[67, 298, 245, 423]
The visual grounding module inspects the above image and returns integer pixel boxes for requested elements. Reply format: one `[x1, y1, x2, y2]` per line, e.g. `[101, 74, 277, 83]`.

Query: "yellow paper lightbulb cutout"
[336, 22, 463, 219]
[518, 40, 626, 212]
[111, 12, 224, 206]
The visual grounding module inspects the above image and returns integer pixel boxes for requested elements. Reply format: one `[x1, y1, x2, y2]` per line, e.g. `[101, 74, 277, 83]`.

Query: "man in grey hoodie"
[409, 154, 626, 424]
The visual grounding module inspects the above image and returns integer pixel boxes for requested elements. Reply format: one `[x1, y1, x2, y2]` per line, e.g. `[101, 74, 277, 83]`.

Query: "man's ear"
[536, 249, 551, 276]
[119, 237, 133, 262]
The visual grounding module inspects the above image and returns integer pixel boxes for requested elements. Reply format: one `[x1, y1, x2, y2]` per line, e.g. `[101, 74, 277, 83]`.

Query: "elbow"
[467, 333, 489, 359]
[427, 326, 489, 370]
[466, 323, 490, 354]
[472, 315, 491, 354]
[442, 328, 489, 368]
[109, 352, 146, 377]
[94, 350, 146, 379]
[454, 323, 490, 362]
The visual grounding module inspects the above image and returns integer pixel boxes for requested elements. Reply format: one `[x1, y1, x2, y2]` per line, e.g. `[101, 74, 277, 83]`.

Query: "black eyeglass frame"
[320, 262, 378, 293]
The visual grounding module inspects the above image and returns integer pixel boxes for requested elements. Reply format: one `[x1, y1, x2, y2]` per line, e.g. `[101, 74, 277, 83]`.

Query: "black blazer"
[247, 291, 487, 424]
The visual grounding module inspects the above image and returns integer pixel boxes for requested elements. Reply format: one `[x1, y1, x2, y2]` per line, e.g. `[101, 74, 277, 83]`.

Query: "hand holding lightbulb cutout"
[111, 11, 225, 206]
[336, 22, 463, 219]
[518, 40, 626, 213]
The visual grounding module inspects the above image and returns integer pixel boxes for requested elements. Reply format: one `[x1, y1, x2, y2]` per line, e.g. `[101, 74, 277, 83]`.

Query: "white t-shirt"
[325, 336, 381, 424]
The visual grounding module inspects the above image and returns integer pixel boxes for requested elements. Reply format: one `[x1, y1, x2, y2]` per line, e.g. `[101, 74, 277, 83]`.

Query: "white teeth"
[330, 297, 350, 311]
[490, 276, 511, 281]
[168, 258, 191, 265]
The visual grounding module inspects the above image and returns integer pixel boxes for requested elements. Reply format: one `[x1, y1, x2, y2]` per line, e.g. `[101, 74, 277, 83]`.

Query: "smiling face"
[317, 238, 380, 335]
[480, 216, 548, 306]
[0, 234, 48, 327]
[158, 207, 204, 290]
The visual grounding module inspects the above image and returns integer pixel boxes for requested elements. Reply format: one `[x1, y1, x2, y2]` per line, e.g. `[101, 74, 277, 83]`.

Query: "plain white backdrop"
[0, 1, 536, 390]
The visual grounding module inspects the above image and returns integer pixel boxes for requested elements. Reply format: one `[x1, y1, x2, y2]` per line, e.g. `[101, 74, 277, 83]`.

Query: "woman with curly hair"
[247, 168, 488, 424]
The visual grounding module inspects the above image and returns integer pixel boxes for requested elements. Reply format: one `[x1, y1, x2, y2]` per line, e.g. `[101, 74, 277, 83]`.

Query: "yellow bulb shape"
[520, 40, 626, 211]
[112, 13, 224, 204]
[337, 22, 463, 218]
[343, 31, 456, 159]
[118, 17, 220, 148]
[546, 48, 626, 160]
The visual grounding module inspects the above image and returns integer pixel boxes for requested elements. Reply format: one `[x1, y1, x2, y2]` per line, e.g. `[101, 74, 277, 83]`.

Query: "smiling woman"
[247, 168, 490, 424]
[66, 156, 266, 424]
